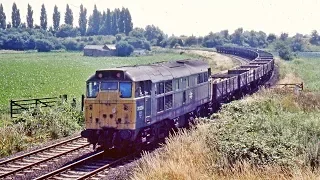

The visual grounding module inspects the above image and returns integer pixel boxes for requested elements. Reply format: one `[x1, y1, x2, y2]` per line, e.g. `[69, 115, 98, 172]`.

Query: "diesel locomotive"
[81, 46, 274, 152]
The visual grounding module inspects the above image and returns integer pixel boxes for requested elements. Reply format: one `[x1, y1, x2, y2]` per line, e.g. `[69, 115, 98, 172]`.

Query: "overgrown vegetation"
[0, 101, 83, 158]
[133, 90, 320, 180]
[132, 57, 320, 179]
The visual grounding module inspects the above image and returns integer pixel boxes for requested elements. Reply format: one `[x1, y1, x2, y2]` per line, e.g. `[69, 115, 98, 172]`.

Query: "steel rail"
[34, 150, 105, 180]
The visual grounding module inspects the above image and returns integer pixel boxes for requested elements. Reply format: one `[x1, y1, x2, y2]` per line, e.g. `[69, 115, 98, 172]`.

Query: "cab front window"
[120, 82, 132, 98]
[87, 82, 99, 98]
[101, 82, 118, 90]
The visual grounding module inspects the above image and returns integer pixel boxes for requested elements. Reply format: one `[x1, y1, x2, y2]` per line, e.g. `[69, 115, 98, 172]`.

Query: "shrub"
[275, 42, 293, 60]
[116, 40, 134, 56]
[56, 24, 80, 38]
[35, 39, 54, 52]
[63, 39, 81, 51]
[125, 36, 151, 50]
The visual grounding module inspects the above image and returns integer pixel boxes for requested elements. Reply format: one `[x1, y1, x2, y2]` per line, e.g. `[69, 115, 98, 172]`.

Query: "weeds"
[0, 101, 83, 158]
[132, 90, 320, 180]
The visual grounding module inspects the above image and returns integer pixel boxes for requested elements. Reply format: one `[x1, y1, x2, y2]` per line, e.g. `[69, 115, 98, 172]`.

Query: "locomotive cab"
[81, 70, 138, 150]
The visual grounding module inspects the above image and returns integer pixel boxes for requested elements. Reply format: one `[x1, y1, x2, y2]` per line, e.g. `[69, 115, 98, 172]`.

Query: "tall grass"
[0, 101, 83, 157]
[132, 89, 320, 180]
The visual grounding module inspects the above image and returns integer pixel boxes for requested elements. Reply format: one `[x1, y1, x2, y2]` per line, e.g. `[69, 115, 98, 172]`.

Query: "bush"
[124, 36, 151, 50]
[208, 90, 320, 168]
[56, 24, 80, 38]
[275, 42, 293, 60]
[35, 39, 54, 52]
[63, 39, 82, 51]
[116, 40, 134, 56]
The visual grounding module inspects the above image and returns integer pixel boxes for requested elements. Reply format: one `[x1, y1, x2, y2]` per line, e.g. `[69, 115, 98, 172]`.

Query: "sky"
[0, 0, 319, 37]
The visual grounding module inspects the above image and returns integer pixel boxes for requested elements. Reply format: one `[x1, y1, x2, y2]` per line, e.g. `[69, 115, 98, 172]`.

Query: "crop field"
[0, 51, 194, 112]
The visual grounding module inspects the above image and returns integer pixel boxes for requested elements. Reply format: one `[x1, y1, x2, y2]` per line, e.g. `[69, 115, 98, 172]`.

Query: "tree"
[98, 11, 107, 35]
[203, 32, 224, 47]
[231, 28, 244, 45]
[11, 3, 21, 28]
[65, 4, 73, 26]
[124, 8, 133, 35]
[40, 4, 47, 30]
[116, 40, 134, 56]
[106, 9, 112, 35]
[275, 41, 293, 60]
[118, 7, 125, 33]
[220, 30, 229, 41]
[0, 4, 6, 29]
[280, 32, 288, 41]
[111, 10, 118, 35]
[185, 35, 198, 46]
[144, 25, 165, 46]
[26, 4, 33, 28]
[55, 24, 80, 38]
[78, 4, 87, 36]
[291, 33, 304, 52]
[267, 33, 277, 43]
[7, 22, 11, 29]
[129, 27, 145, 39]
[35, 39, 53, 52]
[87, 5, 100, 35]
[310, 30, 319, 45]
[53, 5, 60, 31]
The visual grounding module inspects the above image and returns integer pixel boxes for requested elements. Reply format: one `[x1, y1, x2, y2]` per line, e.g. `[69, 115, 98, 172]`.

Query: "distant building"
[83, 44, 117, 57]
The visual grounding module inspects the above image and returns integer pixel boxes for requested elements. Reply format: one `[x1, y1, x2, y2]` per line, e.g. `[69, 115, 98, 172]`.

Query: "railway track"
[35, 150, 134, 180]
[223, 54, 251, 65]
[0, 136, 90, 179]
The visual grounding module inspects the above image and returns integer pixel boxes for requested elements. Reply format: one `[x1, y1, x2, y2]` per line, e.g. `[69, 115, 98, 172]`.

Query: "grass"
[132, 57, 320, 179]
[0, 102, 83, 157]
[0, 51, 194, 112]
[288, 58, 320, 91]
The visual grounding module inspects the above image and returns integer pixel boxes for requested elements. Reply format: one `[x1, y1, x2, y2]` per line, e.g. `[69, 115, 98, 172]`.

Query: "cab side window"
[120, 82, 132, 98]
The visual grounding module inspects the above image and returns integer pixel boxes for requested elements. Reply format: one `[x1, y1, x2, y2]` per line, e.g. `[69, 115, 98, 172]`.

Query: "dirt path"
[183, 50, 241, 74]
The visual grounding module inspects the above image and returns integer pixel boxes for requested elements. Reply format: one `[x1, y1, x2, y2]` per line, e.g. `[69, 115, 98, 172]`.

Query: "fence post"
[62, 94, 68, 102]
[10, 100, 13, 118]
[81, 94, 85, 112]
[35, 99, 38, 108]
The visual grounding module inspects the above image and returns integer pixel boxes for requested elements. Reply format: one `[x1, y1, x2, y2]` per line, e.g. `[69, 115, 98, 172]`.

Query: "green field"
[289, 57, 320, 91]
[0, 52, 194, 112]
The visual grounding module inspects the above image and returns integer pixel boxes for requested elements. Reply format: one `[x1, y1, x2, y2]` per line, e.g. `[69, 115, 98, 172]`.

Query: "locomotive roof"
[90, 59, 209, 82]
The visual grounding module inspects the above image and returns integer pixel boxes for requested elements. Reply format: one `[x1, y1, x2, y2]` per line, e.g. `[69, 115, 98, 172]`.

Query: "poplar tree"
[53, 5, 60, 31]
[111, 9, 119, 35]
[88, 5, 100, 35]
[106, 9, 112, 35]
[78, 4, 87, 36]
[0, 4, 6, 29]
[12, 3, 21, 28]
[65, 4, 73, 26]
[118, 7, 125, 33]
[40, 4, 47, 30]
[99, 11, 107, 35]
[124, 8, 133, 35]
[26, 4, 33, 28]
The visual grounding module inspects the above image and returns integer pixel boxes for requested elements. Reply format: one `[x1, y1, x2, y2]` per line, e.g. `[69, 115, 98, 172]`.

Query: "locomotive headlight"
[120, 130, 132, 140]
